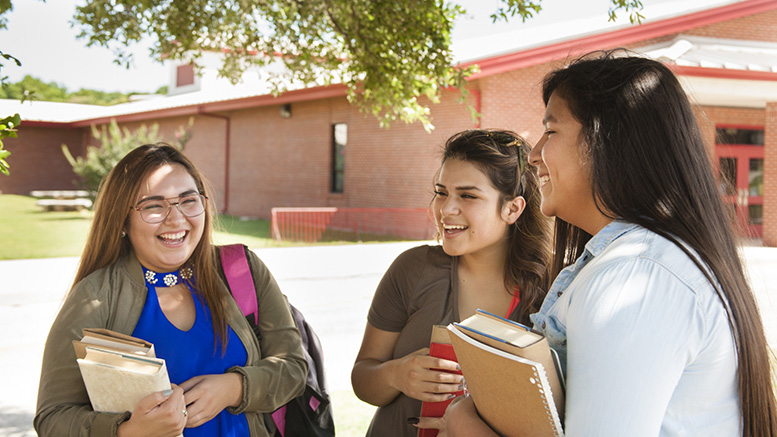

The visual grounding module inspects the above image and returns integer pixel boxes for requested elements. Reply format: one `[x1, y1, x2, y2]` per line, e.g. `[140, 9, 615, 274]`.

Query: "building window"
[718, 157, 736, 196]
[715, 127, 764, 145]
[176, 64, 195, 87]
[331, 123, 347, 193]
[749, 204, 763, 225]
[749, 158, 764, 197]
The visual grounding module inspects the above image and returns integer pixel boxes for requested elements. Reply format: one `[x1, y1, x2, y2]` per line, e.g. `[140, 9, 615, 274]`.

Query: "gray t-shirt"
[365, 245, 523, 437]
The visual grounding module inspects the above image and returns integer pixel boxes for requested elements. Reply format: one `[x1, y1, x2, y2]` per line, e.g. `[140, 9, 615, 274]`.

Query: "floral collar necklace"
[142, 265, 194, 287]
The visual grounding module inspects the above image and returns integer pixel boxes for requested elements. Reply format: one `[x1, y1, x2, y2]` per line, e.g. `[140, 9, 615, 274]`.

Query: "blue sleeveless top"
[132, 281, 250, 436]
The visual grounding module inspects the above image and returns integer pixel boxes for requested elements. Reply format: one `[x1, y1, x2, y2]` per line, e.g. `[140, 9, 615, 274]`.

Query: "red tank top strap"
[506, 286, 521, 318]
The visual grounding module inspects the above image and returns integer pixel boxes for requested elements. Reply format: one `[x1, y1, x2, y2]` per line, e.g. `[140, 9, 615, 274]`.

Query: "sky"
[0, 0, 731, 94]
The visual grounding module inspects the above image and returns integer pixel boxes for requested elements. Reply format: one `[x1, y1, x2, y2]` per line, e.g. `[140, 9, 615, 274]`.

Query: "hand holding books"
[446, 310, 565, 437]
[417, 325, 467, 437]
[72, 329, 186, 436]
[73, 329, 171, 414]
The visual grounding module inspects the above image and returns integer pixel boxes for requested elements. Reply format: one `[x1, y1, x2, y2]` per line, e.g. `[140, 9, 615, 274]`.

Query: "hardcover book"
[73, 329, 171, 414]
[417, 325, 465, 437]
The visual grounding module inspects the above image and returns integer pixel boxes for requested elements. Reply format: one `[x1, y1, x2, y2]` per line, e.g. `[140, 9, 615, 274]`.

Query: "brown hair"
[542, 49, 776, 435]
[72, 143, 232, 350]
[439, 129, 552, 322]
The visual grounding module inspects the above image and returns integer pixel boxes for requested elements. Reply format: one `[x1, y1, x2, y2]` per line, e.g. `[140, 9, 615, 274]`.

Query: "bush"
[61, 119, 163, 202]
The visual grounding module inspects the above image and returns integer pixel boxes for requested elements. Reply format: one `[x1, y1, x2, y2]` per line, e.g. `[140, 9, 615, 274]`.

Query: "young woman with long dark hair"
[444, 50, 777, 436]
[352, 129, 551, 436]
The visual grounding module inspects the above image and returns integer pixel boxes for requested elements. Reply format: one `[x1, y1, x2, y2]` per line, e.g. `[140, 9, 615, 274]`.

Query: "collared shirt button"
[542, 322, 547, 329]
[557, 291, 563, 297]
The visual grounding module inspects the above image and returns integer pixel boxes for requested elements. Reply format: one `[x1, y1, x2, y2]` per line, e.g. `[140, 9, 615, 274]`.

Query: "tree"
[0, 49, 21, 176]
[61, 120, 163, 202]
[61, 118, 195, 202]
[1, 1, 23, 175]
[0, 113, 19, 175]
[0, 75, 137, 105]
[70, 0, 643, 131]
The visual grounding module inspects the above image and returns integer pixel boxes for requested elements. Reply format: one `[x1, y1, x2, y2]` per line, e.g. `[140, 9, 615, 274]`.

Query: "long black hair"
[543, 49, 776, 436]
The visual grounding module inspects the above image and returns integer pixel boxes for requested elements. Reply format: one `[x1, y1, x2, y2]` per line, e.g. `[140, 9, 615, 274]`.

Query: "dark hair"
[72, 143, 231, 350]
[542, 49, 777, 435]
[440, 129, 552, 322]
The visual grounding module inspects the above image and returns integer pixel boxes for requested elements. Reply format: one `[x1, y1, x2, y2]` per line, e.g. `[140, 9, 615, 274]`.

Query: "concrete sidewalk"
[0, 241, 421, 436]
[1, 241, 775, 436]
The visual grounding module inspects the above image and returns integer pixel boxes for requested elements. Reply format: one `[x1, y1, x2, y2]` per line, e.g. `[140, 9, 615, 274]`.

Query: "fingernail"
[448, 393, 457, 399]
[456, 364, 461, 371]
[458, 384, 465, 391]
[162, 389, 173, 396]
[406, 417, 419, 425]
[459, 377, 465, 384]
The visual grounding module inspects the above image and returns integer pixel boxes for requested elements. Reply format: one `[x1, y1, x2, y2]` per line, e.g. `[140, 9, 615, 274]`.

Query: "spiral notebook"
[447, 311, 565, 437]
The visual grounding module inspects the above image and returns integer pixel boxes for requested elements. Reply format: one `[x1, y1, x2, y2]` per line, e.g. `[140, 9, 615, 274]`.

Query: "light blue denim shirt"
[531, 220, 740, 436]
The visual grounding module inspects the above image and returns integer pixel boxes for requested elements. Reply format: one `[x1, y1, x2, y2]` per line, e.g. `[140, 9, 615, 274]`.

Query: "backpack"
[219, 244, 336, 437]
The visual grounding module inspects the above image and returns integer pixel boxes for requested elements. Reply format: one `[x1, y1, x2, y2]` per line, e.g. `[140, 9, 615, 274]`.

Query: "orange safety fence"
[270, 207, 436, 243]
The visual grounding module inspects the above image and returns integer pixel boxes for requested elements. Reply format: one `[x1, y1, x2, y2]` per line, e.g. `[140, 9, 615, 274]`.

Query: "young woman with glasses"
[351, 129, 552, 436]
[35, 143, 308, 436]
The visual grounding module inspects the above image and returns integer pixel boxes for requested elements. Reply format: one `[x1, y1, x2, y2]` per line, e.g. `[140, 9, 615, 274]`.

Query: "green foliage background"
[0, 74, 166, 106]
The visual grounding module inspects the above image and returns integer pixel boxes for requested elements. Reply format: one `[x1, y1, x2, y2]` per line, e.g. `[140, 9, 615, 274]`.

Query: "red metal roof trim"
[72, 83, 348, 127]
[466, 0, 777, 80]
[19, 120, 78, 128]
[669, 65, 777, 81]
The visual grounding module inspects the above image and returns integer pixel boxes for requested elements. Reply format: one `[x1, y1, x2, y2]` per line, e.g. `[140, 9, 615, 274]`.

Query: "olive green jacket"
[34, 248, 307, 436]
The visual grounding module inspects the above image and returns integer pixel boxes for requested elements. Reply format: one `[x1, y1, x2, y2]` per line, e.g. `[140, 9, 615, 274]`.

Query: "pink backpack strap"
[220, 244, 258, 325]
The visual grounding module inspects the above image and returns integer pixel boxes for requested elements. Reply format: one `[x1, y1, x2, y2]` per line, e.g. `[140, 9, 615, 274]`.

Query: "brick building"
[2, 0, 777, 244]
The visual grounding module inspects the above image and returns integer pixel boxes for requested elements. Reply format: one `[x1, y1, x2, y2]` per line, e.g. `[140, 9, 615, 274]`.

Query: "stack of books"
[446, 310, 565, 437]
[73, 328, 171, 414]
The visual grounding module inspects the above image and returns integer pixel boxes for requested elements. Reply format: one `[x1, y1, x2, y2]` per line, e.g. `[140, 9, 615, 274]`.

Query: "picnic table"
[31, 190, 93, 212]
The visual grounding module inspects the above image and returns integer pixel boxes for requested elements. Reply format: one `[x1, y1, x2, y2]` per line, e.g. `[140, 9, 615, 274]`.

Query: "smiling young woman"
[443, 49, 777, 437]
[35, 144, 308, 437]
[351, 129, 551, 437]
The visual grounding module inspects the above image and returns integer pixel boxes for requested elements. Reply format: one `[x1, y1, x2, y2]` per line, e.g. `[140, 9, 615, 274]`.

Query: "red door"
[715, 126, 765, 238]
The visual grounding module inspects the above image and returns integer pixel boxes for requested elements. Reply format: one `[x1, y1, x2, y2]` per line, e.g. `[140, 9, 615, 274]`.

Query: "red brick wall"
[764, 103, 777, 246]
[345, 91, 475, 211]
[224, 92, 475, 218]
[0, 126, 88, 195]
[225, 100, 339, 217]
[685, 9, 777, 42]
[478, 64, 553, 145]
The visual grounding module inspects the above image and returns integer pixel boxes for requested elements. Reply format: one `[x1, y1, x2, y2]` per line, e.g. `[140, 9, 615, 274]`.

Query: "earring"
[121, 230, 126, 238]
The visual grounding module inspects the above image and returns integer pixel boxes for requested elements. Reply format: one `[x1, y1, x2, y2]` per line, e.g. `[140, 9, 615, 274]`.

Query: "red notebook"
[418, 325, 465, 437]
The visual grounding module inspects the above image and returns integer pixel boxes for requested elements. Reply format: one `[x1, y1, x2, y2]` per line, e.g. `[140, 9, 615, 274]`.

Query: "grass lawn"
[331, 390, 378, 436]
[1, 194, 285, 259]
[1, 195, 410, 259]
[0, 195, 93, 259]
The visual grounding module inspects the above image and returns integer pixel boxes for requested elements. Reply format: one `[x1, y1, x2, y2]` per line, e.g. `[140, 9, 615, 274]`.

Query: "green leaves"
[71, 0, 644, 130]
[490, 0, 543, 23]
[71, 0, 472, 131]
[608, 0, 645, 24]
[0, 113, 20, 176]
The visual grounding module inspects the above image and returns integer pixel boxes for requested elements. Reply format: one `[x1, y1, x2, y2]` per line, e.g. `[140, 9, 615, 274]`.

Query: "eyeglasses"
[132, 194, 208, 224]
